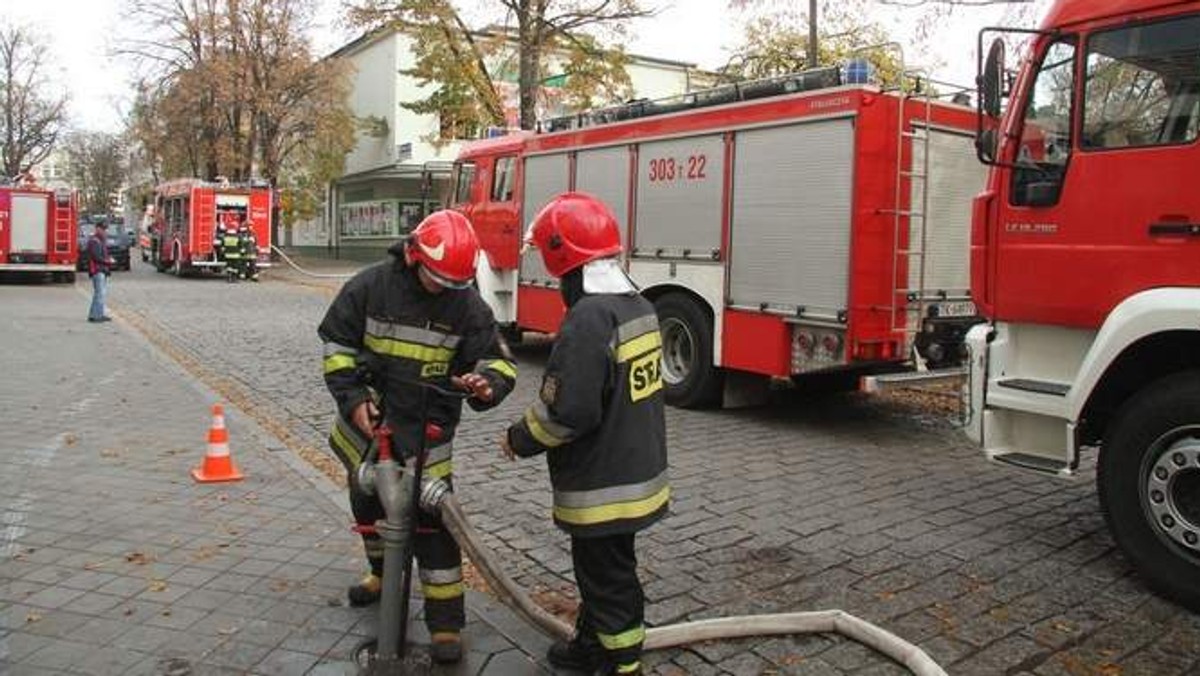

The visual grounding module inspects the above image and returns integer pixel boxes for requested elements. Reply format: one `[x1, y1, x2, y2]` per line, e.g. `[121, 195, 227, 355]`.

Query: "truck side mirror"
[976, 128, 998, 164]
[981, 38, 1005, 119]
[976, 37, 1006, 164]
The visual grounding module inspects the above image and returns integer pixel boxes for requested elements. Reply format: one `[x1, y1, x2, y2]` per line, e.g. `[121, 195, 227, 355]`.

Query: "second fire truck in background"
[150, 178, 273, 276]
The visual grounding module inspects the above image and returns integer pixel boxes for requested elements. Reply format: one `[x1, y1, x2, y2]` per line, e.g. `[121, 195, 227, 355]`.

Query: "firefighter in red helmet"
[502, 192, 669, 676]
[318, 209, 516, 664]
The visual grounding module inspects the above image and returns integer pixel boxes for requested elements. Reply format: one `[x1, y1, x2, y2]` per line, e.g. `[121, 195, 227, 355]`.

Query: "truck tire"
[1099, 370, 1200, 611]
[654, 293, 722, 408]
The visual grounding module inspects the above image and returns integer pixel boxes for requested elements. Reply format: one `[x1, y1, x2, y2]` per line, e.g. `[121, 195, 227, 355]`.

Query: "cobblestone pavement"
[61, 255, 1200, 674]
[0, 278, 552, 675]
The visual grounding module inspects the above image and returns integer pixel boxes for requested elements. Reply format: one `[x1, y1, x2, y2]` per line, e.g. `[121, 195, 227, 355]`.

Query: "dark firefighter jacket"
[507, 292, 669, 537]
[318, 248, 516, 473]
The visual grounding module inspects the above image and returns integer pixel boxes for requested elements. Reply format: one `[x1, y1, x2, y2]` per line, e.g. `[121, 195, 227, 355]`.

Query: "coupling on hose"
[419, 477, 452, 513]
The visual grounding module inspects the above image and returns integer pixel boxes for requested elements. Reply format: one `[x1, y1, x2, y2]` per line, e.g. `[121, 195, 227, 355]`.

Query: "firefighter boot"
[547, 636, 605, 672]
[429, 631, 462, 664]
[346, 573, 381, 607]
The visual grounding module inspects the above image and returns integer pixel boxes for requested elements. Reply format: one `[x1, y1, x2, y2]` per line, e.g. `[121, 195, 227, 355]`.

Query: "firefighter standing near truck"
[317, 210, 516, 664]
[237, 218, 259, 281]
[502, 193, 669, 676]
[214, 213, 244, 280]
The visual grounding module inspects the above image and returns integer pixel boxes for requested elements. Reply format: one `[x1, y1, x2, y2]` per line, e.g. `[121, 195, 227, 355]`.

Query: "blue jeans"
[89, 273, 108, 320]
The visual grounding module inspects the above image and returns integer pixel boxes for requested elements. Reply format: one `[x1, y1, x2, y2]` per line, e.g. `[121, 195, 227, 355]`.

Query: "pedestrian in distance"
[317, 209, 517, 664]
[501, 192, 669, 676]
[86, 220, 115, 323]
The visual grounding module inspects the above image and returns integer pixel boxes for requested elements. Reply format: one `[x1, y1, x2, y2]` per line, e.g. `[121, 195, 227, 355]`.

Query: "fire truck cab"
[968, 0, 1200, 608]
[453, 68, 986, 408]
[0, 179, 78, 283]
[152, 178, 274, 276]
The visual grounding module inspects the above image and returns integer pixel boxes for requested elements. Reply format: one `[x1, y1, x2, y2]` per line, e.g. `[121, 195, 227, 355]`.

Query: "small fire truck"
[967, 0, 1200, 608]
[0, 179, 78, 282]
[151, 178, 273, 276]
[452, 66, 986, 407]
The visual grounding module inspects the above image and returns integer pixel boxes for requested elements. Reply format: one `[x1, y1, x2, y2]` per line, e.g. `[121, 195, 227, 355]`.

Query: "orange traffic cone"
[192, 403, 244, 483]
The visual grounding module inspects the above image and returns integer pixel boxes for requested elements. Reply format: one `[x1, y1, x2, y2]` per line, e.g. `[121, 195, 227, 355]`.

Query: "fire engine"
[0, 178, 78, 282]
[151, 178, 274, 276]
[452, 66, 986, 407]
[967, 0, 1200, 608]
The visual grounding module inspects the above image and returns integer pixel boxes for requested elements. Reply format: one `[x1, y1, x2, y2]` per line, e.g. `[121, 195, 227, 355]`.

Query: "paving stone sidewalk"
[0, 282, 553, 675]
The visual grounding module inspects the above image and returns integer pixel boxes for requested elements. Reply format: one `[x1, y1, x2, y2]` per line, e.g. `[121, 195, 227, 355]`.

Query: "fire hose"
[419, 479, 949, 676]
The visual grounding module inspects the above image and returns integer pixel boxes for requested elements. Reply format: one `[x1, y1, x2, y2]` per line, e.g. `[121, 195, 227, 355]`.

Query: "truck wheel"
[654, 293, 723, 408]
[1099, 370, 1200, 611]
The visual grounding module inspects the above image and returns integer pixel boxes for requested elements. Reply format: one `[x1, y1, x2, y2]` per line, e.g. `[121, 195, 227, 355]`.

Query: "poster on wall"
[399, 202, 425, 234]
[339, 200, 397, 239]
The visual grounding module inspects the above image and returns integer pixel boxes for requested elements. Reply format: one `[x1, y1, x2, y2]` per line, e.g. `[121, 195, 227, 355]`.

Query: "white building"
[289, 26, 708, 258]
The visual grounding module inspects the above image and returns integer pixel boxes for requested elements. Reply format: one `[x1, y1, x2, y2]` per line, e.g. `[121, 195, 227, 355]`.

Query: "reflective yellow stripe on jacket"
[363, 318, 460, 367]
[552, 470, 670, 526]
[524, 401, 574, 448]
[323, 341, 359, 375]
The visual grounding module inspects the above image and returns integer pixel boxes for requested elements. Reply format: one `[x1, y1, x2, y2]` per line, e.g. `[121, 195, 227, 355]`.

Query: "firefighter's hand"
[452, 373, 493, 403]
[351, 400, 380, 436]
[499, 434, 516, 462]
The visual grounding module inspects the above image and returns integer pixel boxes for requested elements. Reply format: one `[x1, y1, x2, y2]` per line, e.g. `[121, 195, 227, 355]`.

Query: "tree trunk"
[517, 0, 541, 130]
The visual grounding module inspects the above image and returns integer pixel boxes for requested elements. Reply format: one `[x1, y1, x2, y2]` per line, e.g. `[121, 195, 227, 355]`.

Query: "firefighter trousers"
[571, 533, 645, 674]
[343, 460, 465, 633]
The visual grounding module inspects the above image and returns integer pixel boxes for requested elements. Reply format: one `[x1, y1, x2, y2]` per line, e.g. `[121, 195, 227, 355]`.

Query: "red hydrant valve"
[375, 424, 394, 462]
[425, 422, 443, 443]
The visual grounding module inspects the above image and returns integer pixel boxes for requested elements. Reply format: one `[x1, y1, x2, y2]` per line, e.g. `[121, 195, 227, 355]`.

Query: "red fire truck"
[452, 68, 985, 407]
[0, 179, 78, 282]
[967, 0, 1200, 608]
[151, 178, 273, 276]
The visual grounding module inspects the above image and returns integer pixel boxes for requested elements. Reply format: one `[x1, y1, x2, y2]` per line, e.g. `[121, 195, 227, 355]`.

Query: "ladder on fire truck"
[52, 190, 72, 258]
[893, 72, 935, 371]
[863, 55, 974, 398]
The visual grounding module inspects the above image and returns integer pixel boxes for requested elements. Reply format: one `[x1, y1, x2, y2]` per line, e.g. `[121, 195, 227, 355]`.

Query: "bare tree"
[0, 26, 69, 178]
[121, 0, 355, 192]
[62, 131, 127, 216]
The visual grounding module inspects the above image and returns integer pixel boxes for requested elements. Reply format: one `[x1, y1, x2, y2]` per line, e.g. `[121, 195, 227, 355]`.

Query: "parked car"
[76, 218, 133, 271]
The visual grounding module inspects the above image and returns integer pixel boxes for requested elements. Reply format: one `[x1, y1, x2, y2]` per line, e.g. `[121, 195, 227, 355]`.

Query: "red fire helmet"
[525, 192, 622, 278]
[408, 210, 480, 289]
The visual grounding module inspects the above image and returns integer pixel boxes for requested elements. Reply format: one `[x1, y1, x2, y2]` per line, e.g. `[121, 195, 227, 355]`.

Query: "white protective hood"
[582, 257, 638, 295]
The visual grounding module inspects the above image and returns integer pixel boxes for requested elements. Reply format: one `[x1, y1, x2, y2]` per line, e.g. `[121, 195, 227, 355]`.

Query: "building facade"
[289, 27, 706, 259]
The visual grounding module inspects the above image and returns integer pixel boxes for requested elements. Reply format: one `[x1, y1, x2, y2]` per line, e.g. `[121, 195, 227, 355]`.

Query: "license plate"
[933, 301, 977, 317]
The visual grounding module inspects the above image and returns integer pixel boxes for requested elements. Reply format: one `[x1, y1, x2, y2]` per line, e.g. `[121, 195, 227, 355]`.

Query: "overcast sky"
[0, 0, 1043, 134]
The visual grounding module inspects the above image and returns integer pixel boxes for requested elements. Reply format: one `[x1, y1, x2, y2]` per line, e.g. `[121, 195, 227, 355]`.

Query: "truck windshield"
[1081, 15, 1200, 150]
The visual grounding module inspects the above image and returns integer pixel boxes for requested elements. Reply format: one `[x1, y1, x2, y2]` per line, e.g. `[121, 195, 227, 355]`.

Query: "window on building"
[1082, 15, 1200, 150]
[491, 156, 515, 203]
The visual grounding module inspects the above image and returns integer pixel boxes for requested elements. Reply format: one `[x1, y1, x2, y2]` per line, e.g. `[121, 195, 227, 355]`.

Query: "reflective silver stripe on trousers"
[364, 318, 461, 348]
[616, 314, 660, 343]
[553, 470, 669, 509]
[419, 567, 463, 584]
